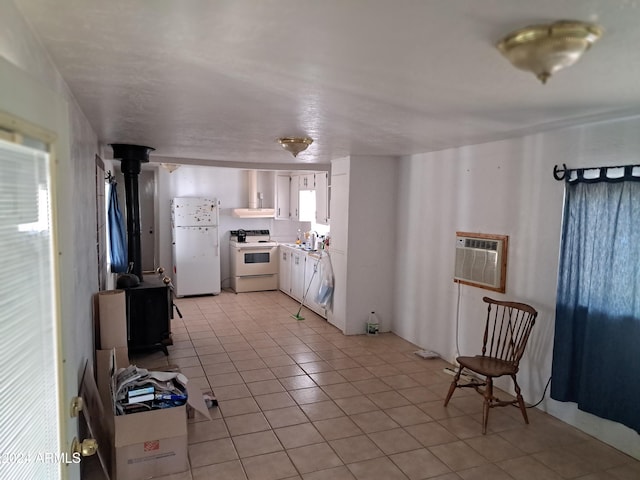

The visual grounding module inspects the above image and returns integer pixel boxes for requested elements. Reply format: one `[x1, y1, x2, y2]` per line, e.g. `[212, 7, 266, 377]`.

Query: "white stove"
[229, 229, 278, 247]
[229, 229, 279, 292]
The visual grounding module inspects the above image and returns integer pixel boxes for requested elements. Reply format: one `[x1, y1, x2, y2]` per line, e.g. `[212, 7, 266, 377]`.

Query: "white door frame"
[1, 57, 81, 480]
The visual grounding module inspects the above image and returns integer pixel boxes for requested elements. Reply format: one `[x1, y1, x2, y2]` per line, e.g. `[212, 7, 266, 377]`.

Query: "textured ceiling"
[13, 0, 640, 167]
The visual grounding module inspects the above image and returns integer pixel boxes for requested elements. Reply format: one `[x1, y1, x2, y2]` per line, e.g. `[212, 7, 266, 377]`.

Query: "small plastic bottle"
[295, 229, 302, 245]
[367, 311, 379, 335]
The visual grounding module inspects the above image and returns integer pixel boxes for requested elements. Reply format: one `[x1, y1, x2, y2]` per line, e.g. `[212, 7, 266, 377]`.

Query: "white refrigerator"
[171, 197, 221, 296]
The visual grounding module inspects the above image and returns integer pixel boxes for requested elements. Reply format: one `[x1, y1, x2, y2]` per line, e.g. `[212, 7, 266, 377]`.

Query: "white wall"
[347, 156, 398, 334]
[328, 155, 398, 335]
[394, 116, 640, 459]
[327, 157, 350, 332]
[1, 2, 100, 478]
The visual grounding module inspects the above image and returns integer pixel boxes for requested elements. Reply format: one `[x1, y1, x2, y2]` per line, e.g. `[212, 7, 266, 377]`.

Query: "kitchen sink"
[282, 243, 318, 252]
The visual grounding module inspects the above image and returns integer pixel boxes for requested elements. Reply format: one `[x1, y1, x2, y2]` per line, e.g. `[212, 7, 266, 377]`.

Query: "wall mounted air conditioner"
[454, 232, 508, 293]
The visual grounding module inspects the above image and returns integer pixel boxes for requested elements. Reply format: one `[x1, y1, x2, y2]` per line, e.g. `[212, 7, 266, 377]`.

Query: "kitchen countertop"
[280, 243, 323, 254]
[281, 243, 306, 249]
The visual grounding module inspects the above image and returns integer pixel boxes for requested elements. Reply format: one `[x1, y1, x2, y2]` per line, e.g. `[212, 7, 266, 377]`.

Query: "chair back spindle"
[481, 296, 536, 365]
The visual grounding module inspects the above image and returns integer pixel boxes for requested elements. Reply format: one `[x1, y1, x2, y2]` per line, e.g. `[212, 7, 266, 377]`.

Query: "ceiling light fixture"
[277, 137, 313, 157]
[160, 163, 181, 173]
[496, 20, 602, 84]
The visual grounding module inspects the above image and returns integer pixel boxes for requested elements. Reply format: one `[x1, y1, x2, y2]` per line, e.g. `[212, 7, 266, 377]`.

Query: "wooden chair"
[444, 296, 538, 434]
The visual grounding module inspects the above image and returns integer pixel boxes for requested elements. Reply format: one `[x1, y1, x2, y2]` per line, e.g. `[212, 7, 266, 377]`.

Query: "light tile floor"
[123, 290, 639, 480]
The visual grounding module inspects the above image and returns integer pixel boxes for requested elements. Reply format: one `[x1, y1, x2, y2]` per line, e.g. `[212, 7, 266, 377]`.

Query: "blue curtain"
[551, 177, 640, 432]
[108, 181, 128, 273]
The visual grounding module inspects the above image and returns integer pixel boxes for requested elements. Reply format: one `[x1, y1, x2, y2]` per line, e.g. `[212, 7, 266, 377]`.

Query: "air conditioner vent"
[454, 232, 508, 293]
[463, 239, 498, 251]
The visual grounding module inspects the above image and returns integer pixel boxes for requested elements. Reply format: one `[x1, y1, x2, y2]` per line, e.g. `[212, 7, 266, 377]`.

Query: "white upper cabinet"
[274, 171, 329, 224]
[315, 172, 329, 225]
[289, 174, 300, 220]
[275, 174, 291, 220]
[299, 173, 315, 190]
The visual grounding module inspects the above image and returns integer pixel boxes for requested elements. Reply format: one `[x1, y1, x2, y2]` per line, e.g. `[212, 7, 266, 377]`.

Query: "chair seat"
[457, 355, 518, 378]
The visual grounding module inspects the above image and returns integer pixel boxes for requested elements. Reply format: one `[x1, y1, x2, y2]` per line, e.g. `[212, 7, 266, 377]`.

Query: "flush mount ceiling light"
[160, 163, 181, 173]
[497, 20, 602, 84]
[277, 137, 313, 157]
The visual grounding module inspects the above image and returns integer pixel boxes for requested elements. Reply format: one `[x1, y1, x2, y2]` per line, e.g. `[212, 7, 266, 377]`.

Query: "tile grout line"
[159, 292, 640, 480]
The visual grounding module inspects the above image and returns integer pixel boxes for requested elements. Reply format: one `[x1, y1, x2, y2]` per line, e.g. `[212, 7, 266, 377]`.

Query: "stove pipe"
[110, 143, 155, 282]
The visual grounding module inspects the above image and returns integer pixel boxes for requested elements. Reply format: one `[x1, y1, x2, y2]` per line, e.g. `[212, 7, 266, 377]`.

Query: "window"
[551, 167, 640, 433]
[0, 138, 62, 478]
[298, 189, 315, 222]
[298, 189, 330, 235]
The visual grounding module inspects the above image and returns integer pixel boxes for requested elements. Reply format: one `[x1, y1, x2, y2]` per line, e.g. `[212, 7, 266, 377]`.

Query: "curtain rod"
[553, 163, 640, 183]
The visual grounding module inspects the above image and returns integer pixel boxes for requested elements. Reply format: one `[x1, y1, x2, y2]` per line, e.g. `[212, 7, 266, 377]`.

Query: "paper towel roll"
[98, 289, 127, 349]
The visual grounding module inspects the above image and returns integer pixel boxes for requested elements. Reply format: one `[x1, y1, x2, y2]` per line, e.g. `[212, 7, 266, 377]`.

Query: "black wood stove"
[111, 143, 172, 355]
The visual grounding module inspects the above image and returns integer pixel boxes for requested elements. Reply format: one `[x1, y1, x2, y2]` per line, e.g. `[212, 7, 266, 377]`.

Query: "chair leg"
[512, 374, 529, 425]
[443, 367, 462, 406]
[482, 377, 493, 434]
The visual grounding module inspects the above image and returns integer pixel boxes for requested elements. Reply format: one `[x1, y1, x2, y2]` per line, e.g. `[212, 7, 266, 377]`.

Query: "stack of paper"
[111, 365, 188, 415]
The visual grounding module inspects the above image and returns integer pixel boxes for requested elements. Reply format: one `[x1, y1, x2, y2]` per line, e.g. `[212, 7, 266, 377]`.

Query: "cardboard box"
[80, 361, 114, 480]
[96, 347, 129, 415]
[113, 406, 188, 479]
[95, 290, 128, 349]
[97, 349, 211, 480]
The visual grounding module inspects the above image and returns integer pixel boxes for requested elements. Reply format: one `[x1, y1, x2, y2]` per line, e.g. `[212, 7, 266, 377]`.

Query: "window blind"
[0, 139, 61, 479]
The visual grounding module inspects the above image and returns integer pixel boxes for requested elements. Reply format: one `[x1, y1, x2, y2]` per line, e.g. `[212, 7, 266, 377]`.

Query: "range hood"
[232, 170, 275, 218]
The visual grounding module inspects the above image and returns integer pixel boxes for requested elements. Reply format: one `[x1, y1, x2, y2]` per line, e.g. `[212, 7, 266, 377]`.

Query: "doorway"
[139, 169, 156, 272]
[0, 137, 63, 479]
[95, 155, 108, 290]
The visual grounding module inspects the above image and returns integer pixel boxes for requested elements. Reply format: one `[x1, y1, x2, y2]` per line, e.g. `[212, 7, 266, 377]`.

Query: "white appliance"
[453, 232, 508, 292]
[171, 197, 221, 297]
[229, 229, 279, 292]
[232, 170, 275, 218]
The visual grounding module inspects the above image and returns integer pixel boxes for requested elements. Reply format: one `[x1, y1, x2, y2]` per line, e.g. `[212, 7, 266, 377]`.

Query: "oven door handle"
[236, 246, 276, 251]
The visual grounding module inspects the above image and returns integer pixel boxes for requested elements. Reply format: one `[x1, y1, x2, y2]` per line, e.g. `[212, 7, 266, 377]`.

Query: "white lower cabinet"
[279, 248, 291, 294]
[290, 249, 305, 301]
[304, 253, 324, 314]
[279, 246, 326, 318]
